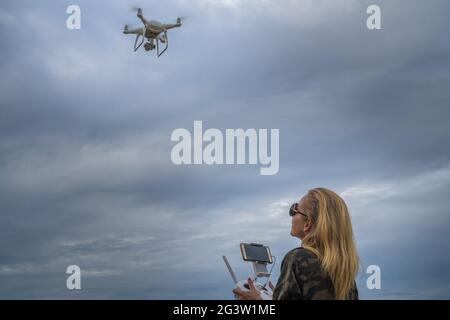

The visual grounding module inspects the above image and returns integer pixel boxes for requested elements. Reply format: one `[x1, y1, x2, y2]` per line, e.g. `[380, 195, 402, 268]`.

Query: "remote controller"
[235, 279, 273, 300]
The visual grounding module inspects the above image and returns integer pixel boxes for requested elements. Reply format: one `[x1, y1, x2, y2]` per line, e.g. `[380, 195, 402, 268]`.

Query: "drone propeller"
[123, 24, 137, 30]
[128, 6, 144, 20]
[129, 6, 141, 12]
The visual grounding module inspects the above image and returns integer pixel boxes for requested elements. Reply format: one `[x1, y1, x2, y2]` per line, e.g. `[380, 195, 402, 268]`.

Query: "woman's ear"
[304, 219, 312, 233]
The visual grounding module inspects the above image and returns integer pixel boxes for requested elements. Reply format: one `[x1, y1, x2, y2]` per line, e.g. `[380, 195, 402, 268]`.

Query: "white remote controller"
[223, 255, 273, 300]
[235, 279, 273, 300]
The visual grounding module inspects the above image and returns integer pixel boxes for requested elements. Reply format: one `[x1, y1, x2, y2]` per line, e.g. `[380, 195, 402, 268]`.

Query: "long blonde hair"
[301, 187, 359, 299]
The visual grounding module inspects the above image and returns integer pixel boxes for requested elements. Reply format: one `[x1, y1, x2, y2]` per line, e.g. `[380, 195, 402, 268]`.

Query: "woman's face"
[290, 196, 311, 239]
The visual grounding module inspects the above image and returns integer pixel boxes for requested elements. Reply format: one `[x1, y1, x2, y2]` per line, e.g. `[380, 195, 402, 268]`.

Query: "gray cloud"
[1, 0, 450, 299]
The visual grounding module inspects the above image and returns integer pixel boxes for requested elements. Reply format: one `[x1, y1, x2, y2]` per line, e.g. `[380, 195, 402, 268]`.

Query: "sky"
[0, 0, 450, 299]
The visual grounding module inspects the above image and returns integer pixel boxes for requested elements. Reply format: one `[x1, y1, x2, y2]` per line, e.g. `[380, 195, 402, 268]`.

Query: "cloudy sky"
[1, 0, 450, 299]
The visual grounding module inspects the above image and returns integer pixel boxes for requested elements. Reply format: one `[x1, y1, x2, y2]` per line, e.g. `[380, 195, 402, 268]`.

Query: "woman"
[233, 187, 359, 300]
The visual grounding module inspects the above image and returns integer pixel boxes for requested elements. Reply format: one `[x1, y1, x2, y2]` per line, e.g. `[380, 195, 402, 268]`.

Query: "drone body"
[123, 8, 182, 57]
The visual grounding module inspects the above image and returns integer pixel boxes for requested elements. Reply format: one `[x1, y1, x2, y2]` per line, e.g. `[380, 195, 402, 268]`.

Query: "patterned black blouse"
[272, 247, 358, 300]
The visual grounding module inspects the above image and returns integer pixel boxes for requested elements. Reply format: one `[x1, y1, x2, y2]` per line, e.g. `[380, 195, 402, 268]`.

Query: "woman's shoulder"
[285, 247, 321, 266]
[284, 247, 326, 281]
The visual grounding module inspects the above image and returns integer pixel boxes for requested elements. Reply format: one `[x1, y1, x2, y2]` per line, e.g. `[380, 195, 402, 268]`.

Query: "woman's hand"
[232, 278, 262, 300]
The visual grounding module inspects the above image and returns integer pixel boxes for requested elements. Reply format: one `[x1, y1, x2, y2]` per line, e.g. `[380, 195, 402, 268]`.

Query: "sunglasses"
[289, 203, 309, 219]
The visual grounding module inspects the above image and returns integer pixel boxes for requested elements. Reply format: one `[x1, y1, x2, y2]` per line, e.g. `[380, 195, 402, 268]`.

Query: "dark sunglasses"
[289, 203, 309, 219]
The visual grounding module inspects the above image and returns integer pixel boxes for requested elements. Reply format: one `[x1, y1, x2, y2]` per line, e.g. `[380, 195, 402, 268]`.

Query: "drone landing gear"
[133, 28, 169, 57]
[134, 26, 146, 52]
[156, 31, 168, 57]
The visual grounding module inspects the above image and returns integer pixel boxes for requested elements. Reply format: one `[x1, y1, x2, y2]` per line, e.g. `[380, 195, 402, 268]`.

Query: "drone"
[123, 8, 182, 57]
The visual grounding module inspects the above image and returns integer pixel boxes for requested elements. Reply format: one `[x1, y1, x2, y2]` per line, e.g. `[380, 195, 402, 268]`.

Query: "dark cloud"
[0, 0, 450, 299]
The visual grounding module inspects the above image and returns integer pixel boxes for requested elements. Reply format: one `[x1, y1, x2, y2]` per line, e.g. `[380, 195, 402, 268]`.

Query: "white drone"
[123, 8, 182, 57]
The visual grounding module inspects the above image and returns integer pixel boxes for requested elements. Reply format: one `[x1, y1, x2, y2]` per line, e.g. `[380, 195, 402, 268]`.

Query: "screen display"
[241, 244, 272, 263]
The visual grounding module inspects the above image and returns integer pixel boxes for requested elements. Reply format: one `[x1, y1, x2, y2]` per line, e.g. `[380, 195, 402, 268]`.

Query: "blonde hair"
[301, 187, 359, 299]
